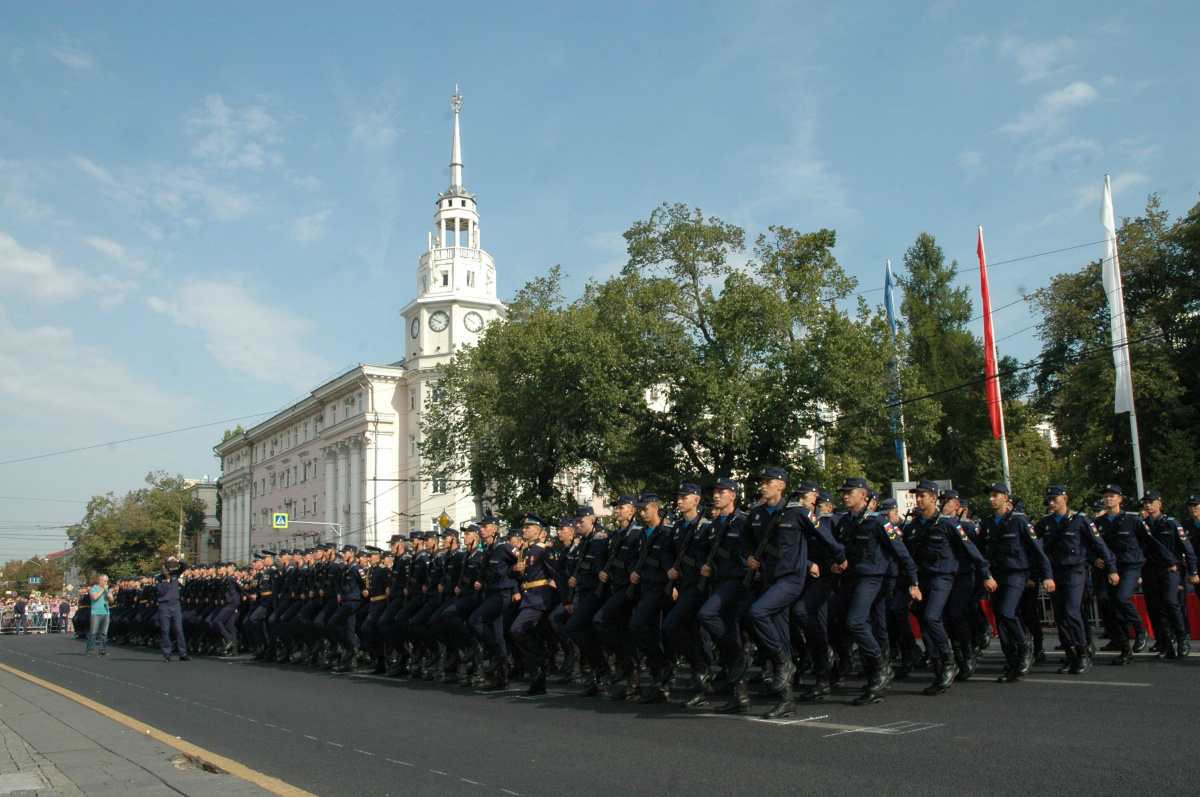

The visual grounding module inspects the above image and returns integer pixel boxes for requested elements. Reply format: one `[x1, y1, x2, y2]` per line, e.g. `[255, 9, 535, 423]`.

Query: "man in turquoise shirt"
[86, 575, 113, 656]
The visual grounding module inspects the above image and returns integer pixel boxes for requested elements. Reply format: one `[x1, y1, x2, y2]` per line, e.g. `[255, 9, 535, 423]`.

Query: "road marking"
[693, 711, 943, 735]
[385, 758, 414, 767]
[1024, 678, 1151, 687]
[0, 660, 319, 797]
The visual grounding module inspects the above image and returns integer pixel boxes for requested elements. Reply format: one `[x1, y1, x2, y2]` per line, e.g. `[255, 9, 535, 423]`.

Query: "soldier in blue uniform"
[698, 479, 751, 712]
[471, 520, 520, 690]
[509, 514, 562, 695]
[1036, 485, 1117, 674]
[906, 479, 994, 694]
[156, 557, 190, 662]
[328, 544, 365, 672]
[937, 490, 987, 681]
[359, 546, 390, 673]
[265, 551, 296, 661]
[662, 484, 714, 702]
[1094, 485, 1158, 663]
[978, 483, 1054, 682]
[378, 535, 410, 673]
[409, 530, 455, 679]
[436, 524, 484, 685]
[548, 518, 583, 683]
[833, 477, 919, 706]
[593, 495, 646, 700]
[387, 532, 433, 676]
[792, 488, 847, 701]
[246, 551, 277, 659]
[625, 494, 677, 703]
[1141, 491, 1199, 658]
[564, 507, 612, 696]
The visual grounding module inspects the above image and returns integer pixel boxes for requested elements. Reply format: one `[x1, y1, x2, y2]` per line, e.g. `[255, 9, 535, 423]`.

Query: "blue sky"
[1, 2, 1196, 561]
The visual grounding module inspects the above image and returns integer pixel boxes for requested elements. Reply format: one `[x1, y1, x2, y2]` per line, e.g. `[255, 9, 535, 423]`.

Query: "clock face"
[410, 317, 420, 339]
[429, 310, 450, 332]
[463, 311, 484, 333]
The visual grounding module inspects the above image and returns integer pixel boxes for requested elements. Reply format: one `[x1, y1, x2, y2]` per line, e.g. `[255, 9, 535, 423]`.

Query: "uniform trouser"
[439, 595, 481, 650]
[697, 579, 748, 664]
[1144, 566, 1186, 640]
[312, 599, 339, 642]
[916, 573, 955, 658]
[359, 600, 387, 657]
[663, 585, 710, 669]
[1050, 566, 1087, 647]
[428, 599, 459, 650]
[267, 599, 292, 642]
[548, 604, 573, 651]
[291, 599, 322, 643]
[873, 575, 894, 652]
[213, 604, 238, 642]
[841, 574, 884, 657]
[794, 574, 835, 656]
[968, 574, 991, 637]
[990, 571, 1028, 649]
[1018, 583, 1044, 645]
[748, 577, 804, 657]
[945, 571, 976, 651]
[885, 575, 916, 653]
[629, 584, 671, 666]
[1107, 564, 1143, 643]
[245, 603, 272, 647]
[409, 597, 444, 649]
[327, 600, 361, 649]
[510, 602, 551, 671]
[565, 591, 606, 665]
[391, 597, 428, 650]
[280, 599, 309, 640]
[158, 605, 187, 656]
[377, 596, 407, 647]
[593, 590, 637, 664]
[470, 591, 513, 660]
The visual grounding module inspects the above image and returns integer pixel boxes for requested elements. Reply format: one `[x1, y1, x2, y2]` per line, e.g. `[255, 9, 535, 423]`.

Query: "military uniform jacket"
[905, 514, 991, 579]
[457, 547, 485, 597]
[633, 523, 675, 587]
[570, 531, 609, 596]
[814, 513, 843, 571]
[954, 518, 982, 575]
[389, 554, 410, 598]
[1036, 512, 1117, 573]
[365, 564, 389, 602]
[671, 516, 711, 589]
[322, 561, 345, 601]
[479, 542, 519, 595]
[221, 575, 243, 606]
[155, 574, 182, 605]
[708, 511, 749, 583]
[406, 551, 431, 596]
[425, 551, 447, 596]
[839, 510, 918, 581]
[744, 500, 844, 584]
[516, 542, 560, 608]
[441, 549, 467, 597]
[1096, 511, 1157, 567]
[605, 523, 645, 591]
[1144, 514, 1198, 575]
[980, 511, 1051, 579]
[340, 563, 366, 601]
[555, 540, 584, 603]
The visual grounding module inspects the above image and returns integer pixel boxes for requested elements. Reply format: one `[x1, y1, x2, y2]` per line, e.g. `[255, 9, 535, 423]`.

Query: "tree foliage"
[66, 472, 208, 579]
[0, 558, 63, 598]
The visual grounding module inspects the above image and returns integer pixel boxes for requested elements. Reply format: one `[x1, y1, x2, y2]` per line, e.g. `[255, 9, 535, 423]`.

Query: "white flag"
[1100, 174, 1135, 414]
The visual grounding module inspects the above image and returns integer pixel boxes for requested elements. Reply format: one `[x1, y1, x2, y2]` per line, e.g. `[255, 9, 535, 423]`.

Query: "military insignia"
[886, 526, 899, 540]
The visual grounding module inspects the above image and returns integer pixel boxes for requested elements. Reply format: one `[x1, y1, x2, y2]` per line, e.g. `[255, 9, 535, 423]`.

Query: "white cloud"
[147, 278, 330, 389]
[48, 37, 99, 76]
[1001, 81, 1099, 136]
[1029, 137, 1103, 170]
[0, 309, 176, 425]
[84, 235, 148, 273]
[0, 233, 85, 303]
[73, 155, 259, 225]
[1000, 37, 1076, 84]
[2, 193, 55, 223]
[770, 115, 852, 219]
[958, 150, 983, 170]
[1070, 171, 1150, 212]
[188, 95, 284, 170]
[289, 211, 329, 243]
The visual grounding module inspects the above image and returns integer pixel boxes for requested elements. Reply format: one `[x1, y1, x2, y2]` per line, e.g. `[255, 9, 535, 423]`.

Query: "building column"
[363, 433, 376, 547]
[336, 442, 350, 542]
[324, 446, 337, 532]
[349, 436, 364, 545]
[220, 489, 231, 562]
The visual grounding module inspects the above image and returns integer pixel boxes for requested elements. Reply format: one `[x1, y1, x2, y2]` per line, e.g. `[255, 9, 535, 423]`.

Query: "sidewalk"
[0, 666, 281, 797]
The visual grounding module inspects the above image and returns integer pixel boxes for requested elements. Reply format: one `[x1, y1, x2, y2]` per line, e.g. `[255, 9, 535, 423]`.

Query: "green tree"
[67, 472, 207, 579]
[0, 558, 63, 598]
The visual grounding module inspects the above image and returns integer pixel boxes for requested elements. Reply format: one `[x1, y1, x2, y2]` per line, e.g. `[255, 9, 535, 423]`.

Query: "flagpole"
[884, 259, 910, 482]
[977, 226, 1012, 488]
[1101, 175, 1145, 497]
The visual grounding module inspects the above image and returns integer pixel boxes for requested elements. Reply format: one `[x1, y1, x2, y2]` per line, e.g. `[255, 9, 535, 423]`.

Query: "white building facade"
[213, 90, 504, 561]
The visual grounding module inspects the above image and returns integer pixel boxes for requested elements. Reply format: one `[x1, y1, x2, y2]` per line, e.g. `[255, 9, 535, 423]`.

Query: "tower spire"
[450, 85, 463, 191]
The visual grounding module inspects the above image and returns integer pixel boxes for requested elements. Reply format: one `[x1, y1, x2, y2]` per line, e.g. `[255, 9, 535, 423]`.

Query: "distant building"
[213, 90, 504, 562]
[184, 476, 221, 564]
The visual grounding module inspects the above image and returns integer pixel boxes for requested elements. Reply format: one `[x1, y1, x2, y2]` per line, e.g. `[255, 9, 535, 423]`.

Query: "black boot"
[526, 665, 548, 696]
[480, 660, 509, 691]
[1176, 637, 1191, 658]
[799, 646, 832, 701]
[996, 643, 1015, 683]
[895, 645, 920, 678]
[956, 648, 977, 681]
[714, 679, 750, 713]
[829, 645, 854, 687]
[853, 654, 889, 706]
[1132, 626, 1148, 653]
[768, 649, 796, 693]
[1057, 646, 1077, 674]
[684, 671, 712, 708]
[1112, 640, 1133, 666]
[637, 661, 670, 704]
[556, 650, 581, 684]
[1069, 644, 1091, 674]
[763, 682, 795, 719]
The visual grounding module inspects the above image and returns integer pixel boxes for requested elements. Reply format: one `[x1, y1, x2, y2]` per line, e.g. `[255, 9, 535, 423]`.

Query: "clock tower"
[400, 87, 505, 371]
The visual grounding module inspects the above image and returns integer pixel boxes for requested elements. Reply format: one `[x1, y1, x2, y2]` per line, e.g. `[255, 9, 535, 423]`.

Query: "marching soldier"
[360, 546, 390, 673]
[471, 519, 520, 690]
[1141, 491, 1199, 658]
[592, 495, 645, 700]
[548, 518, 583, 683]
[329, 545, 365, 672]
[564, 508, 612, 696]
[662, 484, 713, 701]
[698, 478, 750, 712]
[1094, 485, 1156, 663]
[509, 515, 561, 695]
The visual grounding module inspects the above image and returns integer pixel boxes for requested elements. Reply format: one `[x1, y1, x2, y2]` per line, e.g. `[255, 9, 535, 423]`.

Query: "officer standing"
[979, 483, 1054, 681]
[156, 558, 190, 662]
[1036, 486, 1117, 674]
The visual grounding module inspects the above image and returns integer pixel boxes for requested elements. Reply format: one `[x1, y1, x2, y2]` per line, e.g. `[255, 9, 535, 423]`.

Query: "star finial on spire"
[452, 85, 463, 114]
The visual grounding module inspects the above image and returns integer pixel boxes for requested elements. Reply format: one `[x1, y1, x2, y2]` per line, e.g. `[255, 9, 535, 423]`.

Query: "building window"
[313, 495, 318, 515]
[302, 498, 307, 517]
[431, 475, 448, 495]
[409, 520, 417, 533]
[294, 465, 299, 484]
[303, 421, 309, 441]
[409, 482, 416, 499]
[441, 272, 449, 287]
[466, 271, 475, 288]
[409, 435, 417, 457]
[409, 388, 417, 411]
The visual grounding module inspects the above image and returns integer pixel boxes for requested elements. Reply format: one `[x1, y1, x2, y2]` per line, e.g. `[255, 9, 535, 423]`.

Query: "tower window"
[442, 272, 449, 286]
[466, 271, 475, 287]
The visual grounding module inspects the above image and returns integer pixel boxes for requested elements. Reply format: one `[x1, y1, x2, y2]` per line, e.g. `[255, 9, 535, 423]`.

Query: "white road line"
[1024, 678, 1150, 687]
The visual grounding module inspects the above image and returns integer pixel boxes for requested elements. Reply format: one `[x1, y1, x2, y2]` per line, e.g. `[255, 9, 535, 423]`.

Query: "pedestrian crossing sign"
[273, 512, 289, 529]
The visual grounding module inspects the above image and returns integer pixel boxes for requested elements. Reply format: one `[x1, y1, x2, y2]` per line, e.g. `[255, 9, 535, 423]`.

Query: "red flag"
[977, 227, 1003, 439]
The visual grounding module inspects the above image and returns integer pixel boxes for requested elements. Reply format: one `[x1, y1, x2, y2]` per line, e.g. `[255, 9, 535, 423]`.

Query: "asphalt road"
[0, 633, 1194, 797]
